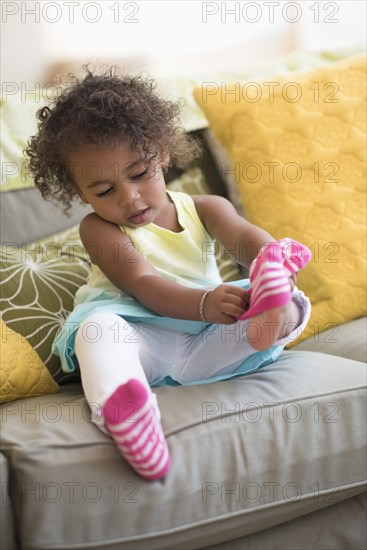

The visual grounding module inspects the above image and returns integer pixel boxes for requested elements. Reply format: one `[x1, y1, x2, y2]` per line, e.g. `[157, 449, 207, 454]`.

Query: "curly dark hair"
[25, 66, 201, 216]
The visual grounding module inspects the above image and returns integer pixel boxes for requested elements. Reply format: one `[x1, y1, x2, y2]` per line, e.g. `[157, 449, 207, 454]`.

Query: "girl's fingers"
[207, 285, 250, 322]
[223, 290, 249, 310]
[221, 303, 247, 319]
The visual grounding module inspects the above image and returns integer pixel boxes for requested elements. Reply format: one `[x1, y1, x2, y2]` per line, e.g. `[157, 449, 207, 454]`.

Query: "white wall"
[1, 1, 366, 86]
[294, 0, 366, 51]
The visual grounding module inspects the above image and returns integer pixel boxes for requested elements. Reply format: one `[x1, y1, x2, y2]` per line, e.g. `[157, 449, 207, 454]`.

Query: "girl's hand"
[202, 285, 250, 324]
[203, 273, 296, 325]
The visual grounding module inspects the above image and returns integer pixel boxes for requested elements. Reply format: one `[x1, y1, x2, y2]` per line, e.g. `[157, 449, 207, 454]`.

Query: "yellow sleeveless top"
[84, 190, 222, 298]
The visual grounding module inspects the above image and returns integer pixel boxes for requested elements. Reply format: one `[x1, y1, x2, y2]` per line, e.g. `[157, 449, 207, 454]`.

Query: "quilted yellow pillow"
[194, 54, 367, 344]
[0, 320, 59, 403]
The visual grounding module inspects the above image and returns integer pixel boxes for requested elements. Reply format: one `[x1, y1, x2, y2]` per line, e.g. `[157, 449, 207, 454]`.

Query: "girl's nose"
[119, 186, 140, 206]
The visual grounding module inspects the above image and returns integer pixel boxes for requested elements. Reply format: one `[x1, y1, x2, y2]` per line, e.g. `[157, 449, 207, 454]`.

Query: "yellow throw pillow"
[0, 320, 59, 403]
[194, 55, 367, 344]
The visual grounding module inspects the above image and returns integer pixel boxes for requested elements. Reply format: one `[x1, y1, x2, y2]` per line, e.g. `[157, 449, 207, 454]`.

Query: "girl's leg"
[75, 311, 170, 480]
[176, 289, 311, 383]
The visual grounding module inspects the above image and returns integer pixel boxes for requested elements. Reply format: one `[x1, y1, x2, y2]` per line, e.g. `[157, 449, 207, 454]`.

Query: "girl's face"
[67, 141, 170, 228]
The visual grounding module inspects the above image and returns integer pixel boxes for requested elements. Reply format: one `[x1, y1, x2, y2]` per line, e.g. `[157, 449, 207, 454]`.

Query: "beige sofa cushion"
[208, 493, 367, 550]
[1, 350, 365, 550]
[293, 317, 366, 363]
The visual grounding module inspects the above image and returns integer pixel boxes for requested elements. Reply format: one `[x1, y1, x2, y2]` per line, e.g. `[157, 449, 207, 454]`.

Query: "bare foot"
[244, 299, 301, 351]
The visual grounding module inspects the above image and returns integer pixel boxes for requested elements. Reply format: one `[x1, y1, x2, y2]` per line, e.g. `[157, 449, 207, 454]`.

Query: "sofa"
[1, 51, 366, 550]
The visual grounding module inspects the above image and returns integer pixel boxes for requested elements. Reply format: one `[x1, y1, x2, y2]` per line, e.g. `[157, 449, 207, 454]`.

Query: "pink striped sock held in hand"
[103, 379, 170, 480]
[239, 239, 311, 321]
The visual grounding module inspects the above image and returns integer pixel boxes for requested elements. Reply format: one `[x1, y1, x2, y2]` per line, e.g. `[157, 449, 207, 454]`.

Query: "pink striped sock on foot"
[278, 238, 312, 277]
[239, 239, 311, 321]
[103, 379, 170, 480]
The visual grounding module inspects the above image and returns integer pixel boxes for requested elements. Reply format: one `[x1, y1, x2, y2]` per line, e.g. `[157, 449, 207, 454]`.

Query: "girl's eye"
[96, 188, 112, 197]
[132, 169, 148, 180]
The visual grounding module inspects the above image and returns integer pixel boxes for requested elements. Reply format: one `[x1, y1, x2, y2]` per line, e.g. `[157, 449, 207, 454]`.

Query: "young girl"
[26, 68, 311, 481]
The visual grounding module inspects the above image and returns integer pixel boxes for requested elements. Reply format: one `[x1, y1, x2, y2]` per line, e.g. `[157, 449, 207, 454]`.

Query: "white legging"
[74, 290, 311, 432]
[75, 312, 159, 431]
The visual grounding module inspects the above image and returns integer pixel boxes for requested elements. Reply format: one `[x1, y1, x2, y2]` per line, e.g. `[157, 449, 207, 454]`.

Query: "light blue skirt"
[52, 279, 285, 387]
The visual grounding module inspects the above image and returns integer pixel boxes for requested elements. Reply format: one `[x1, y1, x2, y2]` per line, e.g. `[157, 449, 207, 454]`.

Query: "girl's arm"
[193, 194, 297, 291]
[79, 212, 248, 324]
[192, 194, 276, 268]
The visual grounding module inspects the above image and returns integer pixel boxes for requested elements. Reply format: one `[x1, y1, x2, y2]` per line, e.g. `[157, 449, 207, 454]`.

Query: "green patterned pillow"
[0, 167, 242, 384]
[0, 226, 91, 383]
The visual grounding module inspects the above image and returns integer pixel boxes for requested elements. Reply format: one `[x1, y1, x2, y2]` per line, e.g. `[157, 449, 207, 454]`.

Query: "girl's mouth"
[127, 207, 151, 225]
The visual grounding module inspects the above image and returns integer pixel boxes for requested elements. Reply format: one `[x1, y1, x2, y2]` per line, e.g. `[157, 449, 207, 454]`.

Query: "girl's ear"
[75, 187, 89, 204]
[159, 149, 170, 170]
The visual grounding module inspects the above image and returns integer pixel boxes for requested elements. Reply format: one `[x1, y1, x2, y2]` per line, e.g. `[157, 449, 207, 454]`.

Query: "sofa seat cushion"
[207, 493, 367, 550]
[1, 351, 366, 550]
[292, 317, 366, 363]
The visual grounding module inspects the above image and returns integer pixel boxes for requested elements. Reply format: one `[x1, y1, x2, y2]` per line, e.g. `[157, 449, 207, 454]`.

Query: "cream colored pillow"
[194, 55, 367, 343]
[0, 320, 60, 403]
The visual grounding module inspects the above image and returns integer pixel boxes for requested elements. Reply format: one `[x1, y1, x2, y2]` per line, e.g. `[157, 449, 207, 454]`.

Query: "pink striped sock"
[103, 379, 170, 480]
[239, 239, 311, 320]
[277, 238, 312, 277]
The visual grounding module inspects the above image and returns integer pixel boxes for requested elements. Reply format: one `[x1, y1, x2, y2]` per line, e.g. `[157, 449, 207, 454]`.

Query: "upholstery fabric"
[0, 320, 59, 403]
[207, 493, 367, 550]
[0, 227, 91, 384]
[1, 351, 365, 549]
[0, 453, 18, 550]
[293, 316, 366, 363]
